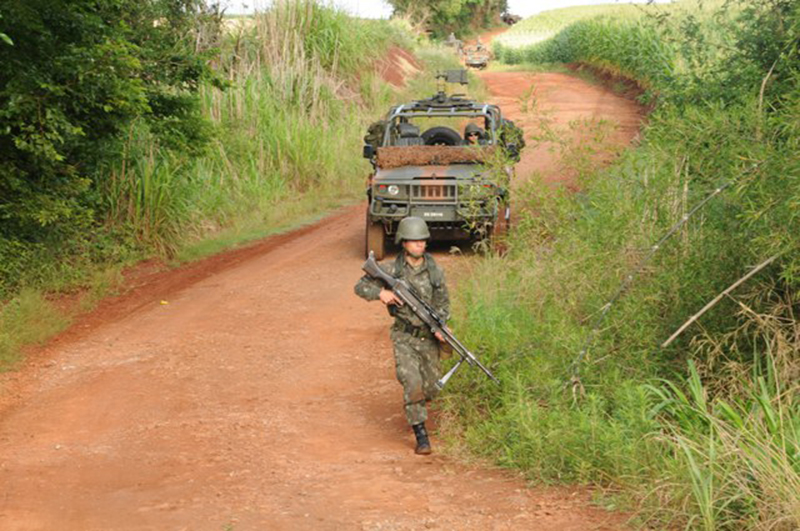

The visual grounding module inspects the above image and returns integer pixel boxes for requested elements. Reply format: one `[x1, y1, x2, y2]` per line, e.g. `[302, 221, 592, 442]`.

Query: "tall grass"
[649, 324, 800, 530]
[444, 0, 800, 527]
[103, 0, 409, 255]
[503, 18, 676, 91]
[493, 4, 650, 53]
[0, 0, 424, 368]
[492, 1, 734, 94]
[0, 289, 70, 369]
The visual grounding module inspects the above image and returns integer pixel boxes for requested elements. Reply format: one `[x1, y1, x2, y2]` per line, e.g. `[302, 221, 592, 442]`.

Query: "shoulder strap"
[393, 253, 444, 288]
[393, 253, 405, 277]
[424, 253, 444, 288]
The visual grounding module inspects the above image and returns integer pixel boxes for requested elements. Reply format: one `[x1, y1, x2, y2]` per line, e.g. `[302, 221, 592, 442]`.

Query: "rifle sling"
[395, 320, 434, 339]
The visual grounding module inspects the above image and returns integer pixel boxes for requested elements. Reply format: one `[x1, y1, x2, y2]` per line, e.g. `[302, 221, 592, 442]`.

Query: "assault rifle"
[362, 251, 500, 389]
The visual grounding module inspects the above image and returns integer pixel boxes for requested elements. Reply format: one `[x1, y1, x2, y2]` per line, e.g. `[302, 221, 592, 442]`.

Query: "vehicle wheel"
[365, 217, 386, 260]
[490, 202, 511, 255]
[421, 126, 463, 146]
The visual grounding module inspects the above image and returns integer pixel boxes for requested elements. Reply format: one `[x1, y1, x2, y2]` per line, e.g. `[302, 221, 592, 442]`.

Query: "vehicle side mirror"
[363, 144, 375, 159]
[506, 143, 519, 160]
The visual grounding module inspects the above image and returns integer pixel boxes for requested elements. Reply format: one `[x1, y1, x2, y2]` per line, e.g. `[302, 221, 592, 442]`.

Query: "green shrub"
[0, 0, 414, 296]
[0, 0, 218, 296]
[446, 0, 800, 526]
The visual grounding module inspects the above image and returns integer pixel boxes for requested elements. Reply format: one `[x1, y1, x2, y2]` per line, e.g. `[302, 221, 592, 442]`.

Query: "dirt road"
[481, 70, 642, 188]
[0, 71, 641, 530]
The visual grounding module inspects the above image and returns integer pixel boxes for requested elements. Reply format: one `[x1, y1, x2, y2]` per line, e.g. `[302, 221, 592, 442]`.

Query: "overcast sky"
[220, 0, 668, 18]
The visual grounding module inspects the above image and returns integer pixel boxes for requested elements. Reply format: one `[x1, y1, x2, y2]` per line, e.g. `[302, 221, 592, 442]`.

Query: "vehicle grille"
[411, 184, 456, 201]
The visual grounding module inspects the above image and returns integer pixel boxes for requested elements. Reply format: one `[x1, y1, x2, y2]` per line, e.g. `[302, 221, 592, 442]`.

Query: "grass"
[493, 4, 653, 51]
[0, 289, 71, 369]
[0, 262, 132, 370]
[100, 1, 411, 259]
[442, 0, 800, 527]
[104, 1, 398, 256]
[175, 193, 355, 264]
[444, 99, 798, 526]
[647, 356, 800, 529]
[491, 1, 739, 96]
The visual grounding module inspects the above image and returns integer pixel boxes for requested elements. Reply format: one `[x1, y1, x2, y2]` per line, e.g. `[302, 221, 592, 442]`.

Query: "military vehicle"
[463, 45, 490, 69]
[362, 70, 524, 259]
[463, 39, 491, 69]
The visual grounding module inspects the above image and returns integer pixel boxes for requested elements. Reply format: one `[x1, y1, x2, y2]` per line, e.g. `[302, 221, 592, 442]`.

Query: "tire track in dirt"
[0, 65, 643, 531]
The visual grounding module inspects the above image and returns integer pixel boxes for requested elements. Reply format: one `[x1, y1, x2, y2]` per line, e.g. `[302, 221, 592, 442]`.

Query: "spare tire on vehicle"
[421, 126, 462, 146]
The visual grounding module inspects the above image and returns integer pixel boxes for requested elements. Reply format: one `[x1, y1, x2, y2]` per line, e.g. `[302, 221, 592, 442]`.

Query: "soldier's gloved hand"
[379, 289, 404, 306]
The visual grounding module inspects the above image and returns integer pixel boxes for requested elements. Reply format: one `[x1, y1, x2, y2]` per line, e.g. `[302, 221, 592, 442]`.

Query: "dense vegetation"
[0, 0, 220, 295]
[0, 0, 414, 364]
[492, 3, 648, 55]
[386, 0, 508, 38]
[446, 1, 800, 528]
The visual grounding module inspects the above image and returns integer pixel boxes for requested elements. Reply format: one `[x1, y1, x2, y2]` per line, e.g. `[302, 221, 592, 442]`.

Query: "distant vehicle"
[361, 70, 524, 259]
[501, 12, 522, 25]
[463, 45, 490, 69]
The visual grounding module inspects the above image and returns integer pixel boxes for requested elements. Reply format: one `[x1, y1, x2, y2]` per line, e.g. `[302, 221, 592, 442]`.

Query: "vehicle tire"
[421, 126, 463, 146]
[365, 217, 386, 260]
[490, 202, 511, 255]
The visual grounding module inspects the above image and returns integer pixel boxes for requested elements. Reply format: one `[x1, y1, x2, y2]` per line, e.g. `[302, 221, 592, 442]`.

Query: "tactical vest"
[392, 252, 444, 288]
[387, 252, 444, 320]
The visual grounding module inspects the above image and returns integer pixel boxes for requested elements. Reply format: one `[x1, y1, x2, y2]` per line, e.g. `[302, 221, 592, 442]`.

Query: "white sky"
[221, 0, 668, 18]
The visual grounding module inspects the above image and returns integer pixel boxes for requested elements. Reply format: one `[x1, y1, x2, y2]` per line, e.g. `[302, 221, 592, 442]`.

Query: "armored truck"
[362, 70, 523, 259]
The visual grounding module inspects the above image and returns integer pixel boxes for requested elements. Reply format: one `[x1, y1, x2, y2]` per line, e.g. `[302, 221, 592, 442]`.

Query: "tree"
[387, 0, 508, 38]
[0, 0, 218, 292]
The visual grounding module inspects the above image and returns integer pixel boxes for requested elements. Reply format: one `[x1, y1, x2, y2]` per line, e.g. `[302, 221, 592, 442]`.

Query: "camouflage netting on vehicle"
[364, 120, 387, 148]
[376, 146, 496, 169]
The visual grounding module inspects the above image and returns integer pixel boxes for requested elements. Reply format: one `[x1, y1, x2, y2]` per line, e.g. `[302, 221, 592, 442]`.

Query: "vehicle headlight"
[387, 185, 400, 196]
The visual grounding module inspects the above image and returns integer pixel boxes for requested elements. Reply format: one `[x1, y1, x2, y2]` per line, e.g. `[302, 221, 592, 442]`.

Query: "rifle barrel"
[361, 253, 499, 387]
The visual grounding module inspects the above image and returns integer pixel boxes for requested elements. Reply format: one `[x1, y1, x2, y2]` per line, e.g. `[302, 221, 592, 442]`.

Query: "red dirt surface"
[374, 47, 421, 87]
[478, 71, 644, 189]
[0, 53, 643, 531]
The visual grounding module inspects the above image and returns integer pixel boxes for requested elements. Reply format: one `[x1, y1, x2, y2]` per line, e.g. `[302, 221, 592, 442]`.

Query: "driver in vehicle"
[464, 123, 486, 145]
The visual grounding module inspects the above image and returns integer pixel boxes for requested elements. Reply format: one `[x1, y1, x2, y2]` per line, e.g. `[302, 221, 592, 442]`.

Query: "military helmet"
[395, 216, 431, 244]
[465, 123, 484, 136]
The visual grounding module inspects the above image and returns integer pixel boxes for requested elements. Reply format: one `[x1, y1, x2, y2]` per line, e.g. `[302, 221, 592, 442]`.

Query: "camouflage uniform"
[354, 252, 450, 425]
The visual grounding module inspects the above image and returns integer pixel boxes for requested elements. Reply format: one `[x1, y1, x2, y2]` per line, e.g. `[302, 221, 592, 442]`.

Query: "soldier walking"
[354, 217, 449, 455]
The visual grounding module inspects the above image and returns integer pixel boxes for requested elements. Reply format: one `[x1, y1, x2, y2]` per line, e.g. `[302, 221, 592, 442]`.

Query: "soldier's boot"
[412, 422, 432, 455]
